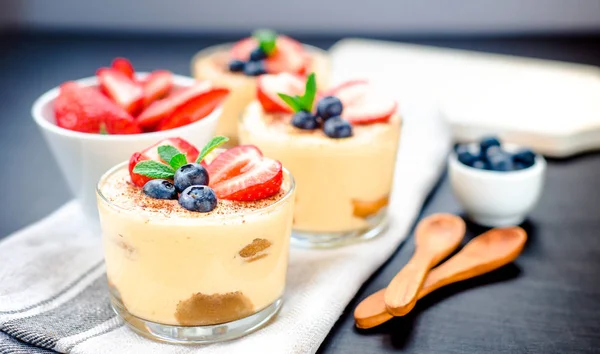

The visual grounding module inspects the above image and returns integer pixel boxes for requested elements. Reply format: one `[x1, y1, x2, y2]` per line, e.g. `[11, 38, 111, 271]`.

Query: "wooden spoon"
[355, 226, 527, 329]
[384, 214, 466, 316]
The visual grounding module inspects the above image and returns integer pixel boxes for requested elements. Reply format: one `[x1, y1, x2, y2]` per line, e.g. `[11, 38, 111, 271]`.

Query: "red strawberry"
[128, 137, 199, 187]
[156, 88, 229, 131]
[230, 35, 306, 75]
[137, 81, 218, 130]
[54, 81, 141, 134]
[141, 70, 173, 107]
[111, 58, 135, 80]
[97, 68, 144, 115]
[206, 145, 262, 185]
[327, 81, 397, 124]
[257, 73, 305, 113]
[209, 150, 283, 201]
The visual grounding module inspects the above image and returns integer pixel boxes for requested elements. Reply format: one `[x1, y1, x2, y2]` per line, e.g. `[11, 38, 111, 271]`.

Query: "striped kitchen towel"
[0, 100, 451, 354]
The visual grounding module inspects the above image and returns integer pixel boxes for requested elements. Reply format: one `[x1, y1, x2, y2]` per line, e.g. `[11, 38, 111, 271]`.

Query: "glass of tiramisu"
[96, 136, 295, 343]
[239, 73, 401, 248]
[191, 30, 330, 146]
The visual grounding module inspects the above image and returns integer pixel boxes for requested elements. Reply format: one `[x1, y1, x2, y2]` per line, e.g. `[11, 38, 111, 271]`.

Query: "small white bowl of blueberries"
[449, 136, 546, 227]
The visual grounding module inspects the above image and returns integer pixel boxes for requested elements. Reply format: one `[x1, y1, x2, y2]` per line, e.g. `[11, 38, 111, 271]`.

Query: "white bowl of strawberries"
[32, 58, 230, 222]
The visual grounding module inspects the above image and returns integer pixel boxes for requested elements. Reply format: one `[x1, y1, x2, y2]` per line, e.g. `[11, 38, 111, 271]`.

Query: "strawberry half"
[257, 73, 305, 113]
[54, 81, 141, 134]
[136, 81, 223, 131]
[206, 145, 262, 185]
[230, 35, 306, 75]
[128, 137, 199, 187]
[141, 70, 173, 107]
[208, 146, 283, 201]
[111, 58, 135, 80]
[327, 81, 397, 124]
[97, 68, 144, 115]
[156, 88, 229, 131]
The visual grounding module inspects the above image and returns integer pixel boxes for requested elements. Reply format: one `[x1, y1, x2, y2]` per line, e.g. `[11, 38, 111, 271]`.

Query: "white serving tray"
[329, 38, 600, 157]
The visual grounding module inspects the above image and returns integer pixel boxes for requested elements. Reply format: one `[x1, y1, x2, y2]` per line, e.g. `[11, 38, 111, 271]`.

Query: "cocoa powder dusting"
[174, 292, 254, 326]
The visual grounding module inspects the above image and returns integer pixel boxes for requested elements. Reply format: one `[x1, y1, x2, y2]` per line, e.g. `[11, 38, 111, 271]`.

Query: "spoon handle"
[384, 249, 434, 316]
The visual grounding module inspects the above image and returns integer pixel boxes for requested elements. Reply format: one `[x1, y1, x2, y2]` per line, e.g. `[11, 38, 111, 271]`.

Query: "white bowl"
[448, 144, 546, 227]
[32, 73, 221, 222]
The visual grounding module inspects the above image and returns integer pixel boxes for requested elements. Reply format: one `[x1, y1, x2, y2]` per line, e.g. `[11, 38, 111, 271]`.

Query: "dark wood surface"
[2, 32, 600, 353]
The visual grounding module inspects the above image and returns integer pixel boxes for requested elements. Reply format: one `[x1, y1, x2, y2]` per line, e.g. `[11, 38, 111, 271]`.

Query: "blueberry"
[480, 136, 501, 154]
[487, 153, 514, 171]
[472, 160, 488, 170]
[178, 185, 218, 213]
[250, 47, 267, 61]
[228, 59, 245, 73]
[244, 60, 266, 76]
[316, 96, 343, 120]
[457, 151, 478, 166]
[323, 116, 353, 139]
[174, 163, 209, 192]
[291, 110, 319, 130]
[482, 145, 503, 163]
[513, 149, 536, 168]
[143, 179, 177, 200]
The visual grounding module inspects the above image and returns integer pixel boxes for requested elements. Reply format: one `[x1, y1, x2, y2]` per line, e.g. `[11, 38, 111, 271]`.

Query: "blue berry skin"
[228, 59, 245, 72]
[513, 149, 536, 168]
[480, 136, 501, 154]
[143, 179, 177, 200]
[174, 163, 209, 193]
[472, 160, 488, 170]
[250, 47, 267, 61]
[316, 96, 343, 120]
[487, 153, 514, 171]
[323, 116, 353, 139]
[244, 61, 266, 76]
[178, 185, 218, 213]
[457, 151, 478, 167]
[291, 111, 320, 130]
[482, 145, 503, 163]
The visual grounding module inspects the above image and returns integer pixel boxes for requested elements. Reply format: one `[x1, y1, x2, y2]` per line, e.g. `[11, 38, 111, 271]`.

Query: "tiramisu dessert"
[96, 136, 295, 343]
[239, 73, 401, 247]
[192, 30, 330, 146]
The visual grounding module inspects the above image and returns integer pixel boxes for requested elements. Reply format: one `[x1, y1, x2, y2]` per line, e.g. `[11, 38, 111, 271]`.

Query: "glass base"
[110, 294, 282, 344]
[291, 210, 389, 249]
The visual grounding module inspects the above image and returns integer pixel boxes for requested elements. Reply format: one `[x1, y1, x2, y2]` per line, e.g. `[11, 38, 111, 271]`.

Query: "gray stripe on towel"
[0, 330, 55, 354]
[2, 275, 115, 350]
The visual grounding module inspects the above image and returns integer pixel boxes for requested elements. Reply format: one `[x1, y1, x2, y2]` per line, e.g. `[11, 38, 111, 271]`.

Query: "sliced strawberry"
[111, 58, 135, 80]
[328, 81, 397, 124]
[141, 70, 173, 107]
[156, 88, 229, 131]
[128, 137, 199, 187]
[230, 35, 306, 75]
[54, 81, 141, 134]
[97, 68, 144, 115]
[207, 145, 262, 185]
[257, 73, 305, 113]
[212, 157, 283, 201]
[137, 81, 215, 130]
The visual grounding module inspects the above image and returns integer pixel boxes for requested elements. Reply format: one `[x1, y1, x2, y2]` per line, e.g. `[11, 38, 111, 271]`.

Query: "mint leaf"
[158, 145, 183, 165]
[277, 93, 304, 112]
[169, 153, 187, 170]
[196, 136, 230, 163]
[253, 29, 277, 55]
[99, 123, 108, 135]
[299, 73, 317, 112]
[133, 160, 175, 179]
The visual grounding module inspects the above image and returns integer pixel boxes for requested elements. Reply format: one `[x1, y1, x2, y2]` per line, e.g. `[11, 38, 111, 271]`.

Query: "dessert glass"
[239, 102, 402, 248]
[96, 162, 295, 343]
[32, 74, 221, 222]
[191, 43, 330, 146]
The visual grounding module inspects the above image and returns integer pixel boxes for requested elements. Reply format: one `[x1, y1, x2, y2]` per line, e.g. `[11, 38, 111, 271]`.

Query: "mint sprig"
[277, 73, 317, 113]
[253, 29, 277, 56]
[133, 160, 175, 179]
[158, 145, 183, 165]
[196, 136, 229, 164]
[168, 154, 187, 170]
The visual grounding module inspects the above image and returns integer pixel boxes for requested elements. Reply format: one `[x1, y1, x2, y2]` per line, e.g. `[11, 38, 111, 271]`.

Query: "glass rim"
[190, 41, 328, 64]
[96, 161, 296, 221]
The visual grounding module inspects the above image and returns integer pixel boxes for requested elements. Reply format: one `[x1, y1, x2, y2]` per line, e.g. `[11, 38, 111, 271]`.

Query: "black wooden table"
[2, 32, 599, 353]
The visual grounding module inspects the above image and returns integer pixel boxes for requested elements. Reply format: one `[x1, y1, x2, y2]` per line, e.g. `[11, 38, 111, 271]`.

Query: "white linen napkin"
[0, 82, 451, 353]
